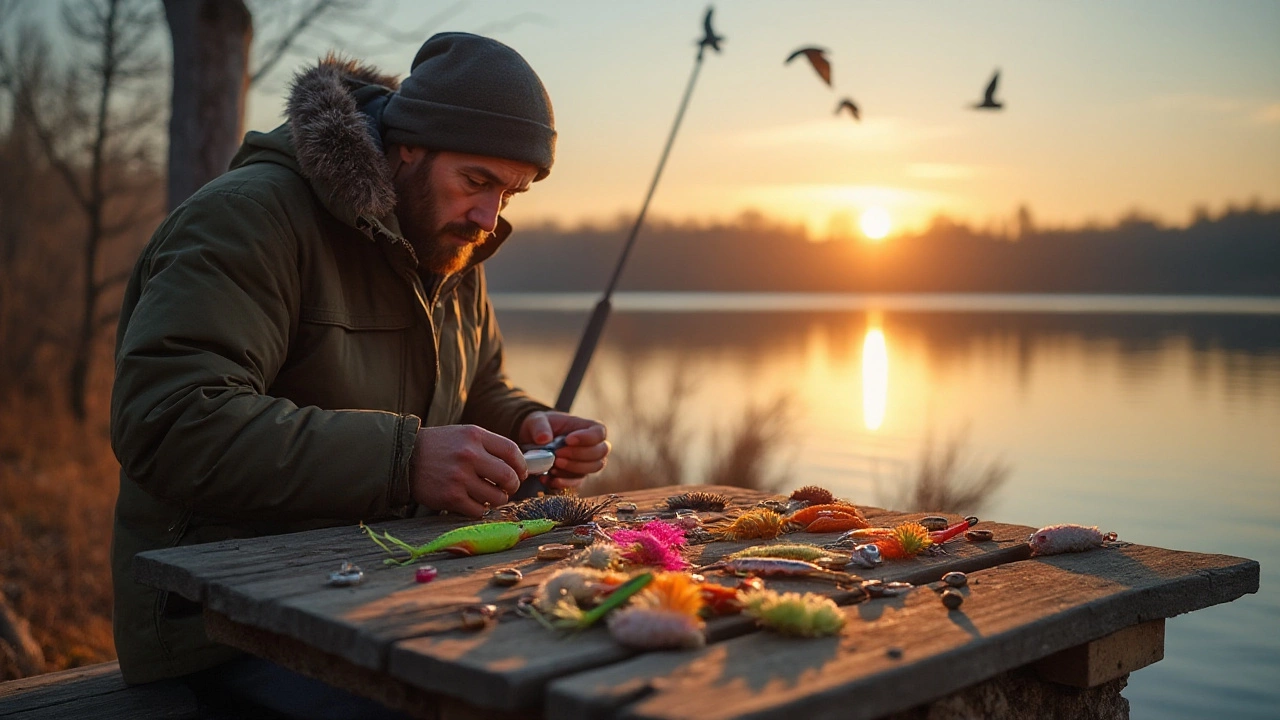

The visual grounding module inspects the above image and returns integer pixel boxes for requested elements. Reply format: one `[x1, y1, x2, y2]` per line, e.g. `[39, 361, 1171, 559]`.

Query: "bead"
[919, 516, 949, 532]
[491, 568, 523, 586]
[536, 543, 575, 561]
[415, 565, 438, 584]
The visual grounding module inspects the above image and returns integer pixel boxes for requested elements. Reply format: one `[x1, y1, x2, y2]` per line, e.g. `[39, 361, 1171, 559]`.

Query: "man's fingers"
[472, 452, 522, 496]
[450, 494, 493, 520]
[554, 441, 610, 463]
[475, 429, 526, 493]
[563, 423, 606, 447]
[524, 411, 555, 445]
[467, 477, 511, 510]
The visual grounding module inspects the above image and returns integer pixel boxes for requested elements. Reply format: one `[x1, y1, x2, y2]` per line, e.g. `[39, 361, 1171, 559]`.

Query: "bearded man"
[109, 33, 608, 717]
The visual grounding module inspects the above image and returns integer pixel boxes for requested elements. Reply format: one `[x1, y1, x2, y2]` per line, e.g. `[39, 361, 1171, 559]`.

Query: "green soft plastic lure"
[362, 519, 556, 565]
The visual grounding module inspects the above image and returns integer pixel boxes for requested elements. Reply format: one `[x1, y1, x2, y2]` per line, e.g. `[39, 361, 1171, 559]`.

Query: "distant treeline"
[487, 207, 1280, 295]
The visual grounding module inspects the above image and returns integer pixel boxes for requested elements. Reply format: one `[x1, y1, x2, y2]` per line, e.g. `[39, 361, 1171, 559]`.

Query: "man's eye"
[465, 176, 486, 189]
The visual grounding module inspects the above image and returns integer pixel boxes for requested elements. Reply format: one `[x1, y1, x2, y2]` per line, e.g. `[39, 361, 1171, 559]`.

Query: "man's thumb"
[527, 411, 554, 444]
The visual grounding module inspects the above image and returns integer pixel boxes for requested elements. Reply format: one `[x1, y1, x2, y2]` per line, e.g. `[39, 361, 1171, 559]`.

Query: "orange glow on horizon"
[860, 206, 892, 240]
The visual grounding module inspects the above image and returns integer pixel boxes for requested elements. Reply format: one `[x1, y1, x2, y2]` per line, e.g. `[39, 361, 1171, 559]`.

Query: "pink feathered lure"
[1028, 524, 1118, 555]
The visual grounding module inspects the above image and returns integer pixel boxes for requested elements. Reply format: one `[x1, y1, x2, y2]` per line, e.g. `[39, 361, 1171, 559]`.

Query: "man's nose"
[466, 193, 503, 234]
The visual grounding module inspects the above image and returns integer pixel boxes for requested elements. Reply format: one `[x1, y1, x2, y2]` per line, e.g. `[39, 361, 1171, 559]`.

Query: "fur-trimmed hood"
[285, 55, 401, 220]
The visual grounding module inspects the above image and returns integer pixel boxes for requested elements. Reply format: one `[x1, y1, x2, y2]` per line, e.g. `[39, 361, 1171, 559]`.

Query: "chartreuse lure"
[362, 519, 556, 565]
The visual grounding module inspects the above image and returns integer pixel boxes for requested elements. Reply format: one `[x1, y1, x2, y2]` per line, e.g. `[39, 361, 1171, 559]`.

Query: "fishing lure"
[871, 522, 933, 561]
[534, 567, 628, 612]
[663, 491, 730, 512]
[532, 572, 654, 631]
[699, 557, 860, 585]
[1028, 524, 1117, 555]
[572, 542, 624, 571]
[609, 520, 689, 570]
[789, 485, 836, 506]
[608, 572, 707, 649]
[784, 503, 870, 532]
[831, 527, 897, 544]
[930, 517, 979, 545]
[728, 543, 842, 564]
[741, 588, 846, 637]
[804, 514, 873, 533]
[362, 519, 555, 565]
[499, 495, 612, 527]
[712, 507, 788, 541]
[697, 582, 742, 616]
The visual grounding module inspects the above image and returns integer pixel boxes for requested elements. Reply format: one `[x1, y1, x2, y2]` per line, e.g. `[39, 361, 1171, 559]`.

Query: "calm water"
[493, 292, 1280, 719]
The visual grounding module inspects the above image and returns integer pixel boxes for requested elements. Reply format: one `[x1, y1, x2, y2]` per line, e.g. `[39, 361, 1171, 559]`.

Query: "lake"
[492, 292, 1279, 719]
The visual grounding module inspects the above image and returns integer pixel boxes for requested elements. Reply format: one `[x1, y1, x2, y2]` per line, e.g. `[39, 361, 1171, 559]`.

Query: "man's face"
[392, 148, 538, 275]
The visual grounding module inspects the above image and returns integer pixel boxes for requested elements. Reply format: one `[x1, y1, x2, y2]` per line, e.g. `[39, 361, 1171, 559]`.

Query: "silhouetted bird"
[786, 46, 832, 87]
[836, 98, 860, 121]
[699, 8, 724, 54]
[973, 69, 1003, 109]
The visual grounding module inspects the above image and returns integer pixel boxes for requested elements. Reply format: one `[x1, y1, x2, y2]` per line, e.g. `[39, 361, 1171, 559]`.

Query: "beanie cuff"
[382, 96, 556, 180]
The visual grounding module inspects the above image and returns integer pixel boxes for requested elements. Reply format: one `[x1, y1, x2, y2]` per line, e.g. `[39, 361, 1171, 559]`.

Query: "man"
[110, 33, 608, 715]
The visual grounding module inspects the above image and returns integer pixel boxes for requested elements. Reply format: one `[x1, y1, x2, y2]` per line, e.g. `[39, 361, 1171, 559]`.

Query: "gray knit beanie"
[381, 32, 556, 180]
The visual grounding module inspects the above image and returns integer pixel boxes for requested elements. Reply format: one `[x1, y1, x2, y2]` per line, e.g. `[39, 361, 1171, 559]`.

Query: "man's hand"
[519, 411, 610, 491]
[409, 425, 526, 517]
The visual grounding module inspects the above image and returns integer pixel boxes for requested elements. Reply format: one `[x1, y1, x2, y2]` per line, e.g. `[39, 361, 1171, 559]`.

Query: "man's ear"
[397, 144, 426, 165]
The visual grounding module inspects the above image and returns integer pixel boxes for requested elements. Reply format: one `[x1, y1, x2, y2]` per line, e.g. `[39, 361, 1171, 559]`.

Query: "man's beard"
[393, 157, 489, 275]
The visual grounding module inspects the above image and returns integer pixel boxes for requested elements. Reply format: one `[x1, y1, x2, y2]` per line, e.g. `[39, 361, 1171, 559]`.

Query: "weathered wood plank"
[0, 662, 198, 719]
[544, 544, 1259, 720]
[379, 520, 1037, 711]
[132, 486, 772, 602]
[130, 486, 1045, 712]
[1033, 619, 1164, 688]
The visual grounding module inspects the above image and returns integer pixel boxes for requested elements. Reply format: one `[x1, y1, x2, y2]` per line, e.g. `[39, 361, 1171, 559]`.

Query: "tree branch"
[250, 0, 342, 85]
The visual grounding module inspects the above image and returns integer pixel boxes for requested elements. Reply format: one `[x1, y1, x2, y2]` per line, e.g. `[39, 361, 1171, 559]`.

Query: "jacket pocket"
[279, 308, 418, 414]
[298, 307, 415, 331]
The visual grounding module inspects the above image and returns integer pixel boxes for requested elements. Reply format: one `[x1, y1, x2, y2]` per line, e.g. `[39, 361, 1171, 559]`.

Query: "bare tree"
[0, 0, 164, 419]
[163, 0, 252, 212]
[163, 0, 546, 210]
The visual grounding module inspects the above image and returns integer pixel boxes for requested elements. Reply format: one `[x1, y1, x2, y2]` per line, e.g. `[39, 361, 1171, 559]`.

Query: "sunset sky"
[248, 2, 1274, 237]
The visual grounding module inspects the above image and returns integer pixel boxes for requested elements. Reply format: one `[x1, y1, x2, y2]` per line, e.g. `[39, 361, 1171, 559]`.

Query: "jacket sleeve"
[459, 268, 550, 440]
[110, 189, 418, 521]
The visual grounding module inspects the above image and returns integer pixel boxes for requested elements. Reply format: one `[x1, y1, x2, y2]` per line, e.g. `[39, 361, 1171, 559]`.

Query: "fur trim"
[287, 54, 400, 218]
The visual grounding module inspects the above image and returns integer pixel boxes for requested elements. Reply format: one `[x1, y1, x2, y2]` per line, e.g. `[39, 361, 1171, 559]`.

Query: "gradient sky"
[242, 1, 1276, 237]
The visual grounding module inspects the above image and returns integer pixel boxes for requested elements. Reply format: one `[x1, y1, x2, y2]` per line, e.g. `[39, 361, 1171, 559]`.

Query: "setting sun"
[860, 206, 892, 240]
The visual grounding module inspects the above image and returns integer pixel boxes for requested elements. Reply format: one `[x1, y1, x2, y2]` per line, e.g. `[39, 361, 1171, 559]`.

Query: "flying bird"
[785, 46, 832, 87]
[973, 69, 1003, 110]
[699, 7, 724, 54]
[836, 98, 860, 121]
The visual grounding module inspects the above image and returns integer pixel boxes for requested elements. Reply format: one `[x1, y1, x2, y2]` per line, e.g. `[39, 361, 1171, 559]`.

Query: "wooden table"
[133, 486, 1259, 719]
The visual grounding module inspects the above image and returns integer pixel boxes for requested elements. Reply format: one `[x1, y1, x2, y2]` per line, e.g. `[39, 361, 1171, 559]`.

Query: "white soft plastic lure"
[1028, 524, 1118, 555]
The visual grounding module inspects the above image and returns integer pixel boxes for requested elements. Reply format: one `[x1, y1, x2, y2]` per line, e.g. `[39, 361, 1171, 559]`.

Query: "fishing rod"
[515, 7, 724, 498]
[554, 7, 723, 412]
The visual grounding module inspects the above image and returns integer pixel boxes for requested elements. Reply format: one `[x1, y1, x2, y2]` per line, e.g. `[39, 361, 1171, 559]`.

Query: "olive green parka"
[109, 58, 547, 684]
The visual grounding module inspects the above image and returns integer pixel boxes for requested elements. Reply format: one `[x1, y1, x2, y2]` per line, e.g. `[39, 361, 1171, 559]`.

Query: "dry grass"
[582, 359, 793, 496]
[877, 428, 1011, 515]
[0, 375, 119, 680]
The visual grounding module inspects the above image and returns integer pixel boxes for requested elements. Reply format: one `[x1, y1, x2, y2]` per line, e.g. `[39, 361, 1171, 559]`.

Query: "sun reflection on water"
[862, 323, 889, 431]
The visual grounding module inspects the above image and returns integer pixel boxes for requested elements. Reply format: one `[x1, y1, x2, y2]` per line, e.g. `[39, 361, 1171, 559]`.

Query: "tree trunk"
[163, 0, 252, 212]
